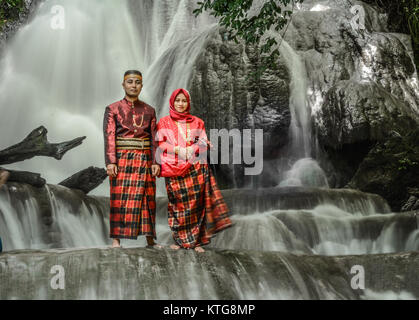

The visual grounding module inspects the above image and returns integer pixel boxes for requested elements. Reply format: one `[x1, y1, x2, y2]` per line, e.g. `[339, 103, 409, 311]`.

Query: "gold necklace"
[133, 112, 144, 128]
[175, 121, 191, 142]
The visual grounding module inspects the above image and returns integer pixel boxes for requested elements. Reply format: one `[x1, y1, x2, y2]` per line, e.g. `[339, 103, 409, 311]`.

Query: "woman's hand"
[106, 164, 118, 178]
[175, 146, 195, 160]
[186, 146, 195, 159]
[177, 147, 188, 160]
[207, 140, 214, 149]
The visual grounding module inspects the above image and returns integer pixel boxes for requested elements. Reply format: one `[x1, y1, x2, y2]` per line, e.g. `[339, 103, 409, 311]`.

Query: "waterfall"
[3, 182, 417, 257]
[279, 39, 312, 158]
[44, 185, 109, 248]
[262, 28, 328, 187]
[0, 184, 44, 250]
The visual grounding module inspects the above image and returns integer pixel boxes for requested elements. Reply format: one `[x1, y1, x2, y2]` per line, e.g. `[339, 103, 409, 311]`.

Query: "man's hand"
[106, 164, 118, 178]
[152, 164, 160, 177]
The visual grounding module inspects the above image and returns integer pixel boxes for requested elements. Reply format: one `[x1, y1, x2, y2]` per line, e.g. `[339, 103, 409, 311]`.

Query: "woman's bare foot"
[194, 246, 205, 253]
[147, 243, 164, 249]
[170, 244, 181, 250]
[111, 239, 121, 248]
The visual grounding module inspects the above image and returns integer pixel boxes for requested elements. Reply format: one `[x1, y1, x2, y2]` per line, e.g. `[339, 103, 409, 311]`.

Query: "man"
[103, 70, 161, 248]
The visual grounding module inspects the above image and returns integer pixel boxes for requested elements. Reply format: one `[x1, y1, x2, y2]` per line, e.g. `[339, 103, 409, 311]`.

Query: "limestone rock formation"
[189, 28, 291, 188]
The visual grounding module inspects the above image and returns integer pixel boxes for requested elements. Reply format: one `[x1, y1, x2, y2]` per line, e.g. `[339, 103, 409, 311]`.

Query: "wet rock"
[347, 129, 419, 211]
[59, 166, 107, 194]
[0, 247, 417, 299]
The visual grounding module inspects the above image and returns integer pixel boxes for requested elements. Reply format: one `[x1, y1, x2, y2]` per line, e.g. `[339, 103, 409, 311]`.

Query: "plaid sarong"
[165, 162, 232, 248]
[109, 149, 156, 239]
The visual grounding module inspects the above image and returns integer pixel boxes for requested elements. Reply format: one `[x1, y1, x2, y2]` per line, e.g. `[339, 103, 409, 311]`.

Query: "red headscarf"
[169, 88, 195, 123]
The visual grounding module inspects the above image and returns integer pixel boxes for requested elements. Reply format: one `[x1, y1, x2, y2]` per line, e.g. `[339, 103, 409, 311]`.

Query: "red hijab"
[169, 88, 195, 123]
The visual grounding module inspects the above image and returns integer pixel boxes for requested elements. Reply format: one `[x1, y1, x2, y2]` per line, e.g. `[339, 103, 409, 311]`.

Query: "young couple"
[103, 70, 232, 253]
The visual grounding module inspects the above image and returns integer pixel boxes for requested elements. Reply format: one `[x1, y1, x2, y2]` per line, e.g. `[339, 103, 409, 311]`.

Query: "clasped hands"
[175, 146, 195, 160]
[174, 139, 213, 160]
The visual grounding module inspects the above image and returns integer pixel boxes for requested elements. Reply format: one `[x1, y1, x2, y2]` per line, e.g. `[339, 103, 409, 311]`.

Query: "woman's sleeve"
[192, 122, 209, 155]
[156, 122, 175, 155]
[103, 106, 117, 166]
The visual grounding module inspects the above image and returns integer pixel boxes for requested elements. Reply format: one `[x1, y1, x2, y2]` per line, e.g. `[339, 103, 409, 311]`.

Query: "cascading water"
[266, 30, 329, 187]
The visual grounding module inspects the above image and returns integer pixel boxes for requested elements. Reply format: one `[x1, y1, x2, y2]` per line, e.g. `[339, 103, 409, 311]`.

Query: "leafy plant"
[398, 157, 418, 171]
[0, 0, 26, 27]
[193, 0, 304, 78]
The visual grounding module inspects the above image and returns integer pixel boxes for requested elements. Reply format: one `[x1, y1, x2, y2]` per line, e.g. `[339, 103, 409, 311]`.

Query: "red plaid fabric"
[165, 162, 232, 248]
[109, 149, 156, 239]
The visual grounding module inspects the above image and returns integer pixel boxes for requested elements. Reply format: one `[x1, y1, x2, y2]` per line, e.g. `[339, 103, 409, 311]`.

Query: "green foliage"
[404, 1, 419, 70]
[398, 157, 418, 171]
[384, 129, 419, 172]
[194, 0, 304, 78]
[0, 0, 25, 27]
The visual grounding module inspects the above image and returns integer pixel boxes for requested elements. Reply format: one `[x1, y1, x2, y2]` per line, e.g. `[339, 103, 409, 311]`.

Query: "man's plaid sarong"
[165, 162, 232, 248]
[109, 149, 156, 239]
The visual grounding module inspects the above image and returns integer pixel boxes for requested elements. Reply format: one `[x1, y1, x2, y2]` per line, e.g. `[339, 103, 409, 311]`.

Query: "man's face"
[122, 75, 143, 98]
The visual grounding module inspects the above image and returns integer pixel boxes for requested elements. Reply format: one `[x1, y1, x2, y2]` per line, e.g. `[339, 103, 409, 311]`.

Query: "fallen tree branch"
[0, 126, 86, 165]
[0, 167, 46, 188]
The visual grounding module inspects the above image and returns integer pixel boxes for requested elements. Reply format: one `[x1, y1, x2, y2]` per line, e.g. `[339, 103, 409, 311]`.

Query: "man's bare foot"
[170, 244, 181, 250]
[111, 239, 121, 248]
[146, 236, 163, 249]
[194, 246, 205, 253]
[0, 170, 10, 188]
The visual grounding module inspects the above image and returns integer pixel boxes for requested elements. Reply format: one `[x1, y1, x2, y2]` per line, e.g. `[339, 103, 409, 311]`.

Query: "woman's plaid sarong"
[109, 149, 156, 239]
[165, 162, 232, 248]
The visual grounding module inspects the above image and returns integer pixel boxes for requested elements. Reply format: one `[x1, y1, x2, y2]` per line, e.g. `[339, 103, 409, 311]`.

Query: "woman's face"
[174, 93, 188, 113]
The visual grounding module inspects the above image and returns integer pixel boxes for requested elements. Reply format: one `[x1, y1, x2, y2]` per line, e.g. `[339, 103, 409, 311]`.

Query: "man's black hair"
[124, 70, 142, 78]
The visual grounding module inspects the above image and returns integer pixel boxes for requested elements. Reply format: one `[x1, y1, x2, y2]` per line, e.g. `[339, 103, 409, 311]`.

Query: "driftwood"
[59, 166, 107, 194]
[0, 168, 46, 188]
[0, 126, 86, 165]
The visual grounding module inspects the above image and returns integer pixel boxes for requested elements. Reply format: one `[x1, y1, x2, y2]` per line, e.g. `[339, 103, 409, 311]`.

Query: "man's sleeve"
[103, 106, 117, 166]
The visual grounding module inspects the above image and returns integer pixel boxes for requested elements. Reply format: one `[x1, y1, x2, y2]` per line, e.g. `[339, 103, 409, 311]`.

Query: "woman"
[157, 88, 232, 253]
